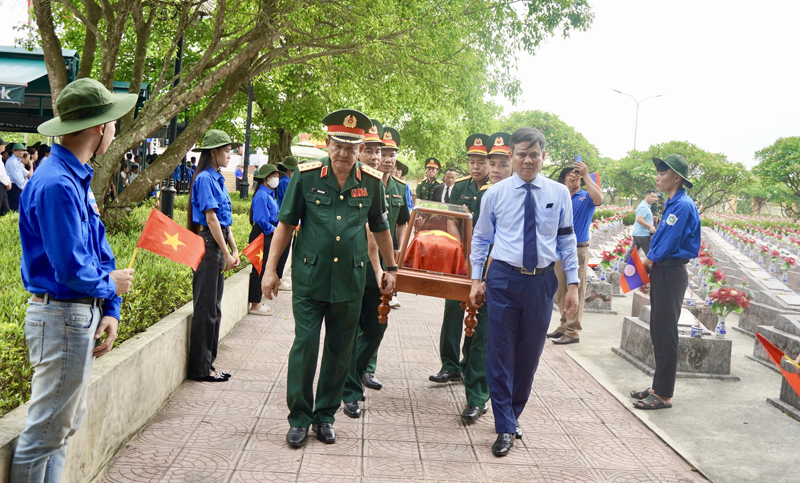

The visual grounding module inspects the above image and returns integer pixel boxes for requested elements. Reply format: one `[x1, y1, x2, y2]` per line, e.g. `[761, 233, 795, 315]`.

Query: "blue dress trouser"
[486, 261, 558, 434]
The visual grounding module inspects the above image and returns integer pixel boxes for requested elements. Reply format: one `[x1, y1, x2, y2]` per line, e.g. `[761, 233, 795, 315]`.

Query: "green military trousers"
[342, 264, 387, 402]
[287, 294, 362, 428]
[439, 298, 490, 407]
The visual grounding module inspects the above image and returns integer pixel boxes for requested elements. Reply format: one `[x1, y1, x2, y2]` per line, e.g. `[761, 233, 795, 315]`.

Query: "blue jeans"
[10, 298, 100, 483]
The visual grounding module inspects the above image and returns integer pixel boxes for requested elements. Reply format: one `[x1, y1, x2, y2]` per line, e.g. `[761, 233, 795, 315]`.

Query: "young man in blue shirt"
[549, 161, 603, 344]
[624, 189, 659, 263]
[631, 155, 701, 410]
[470, 127, 579, 456]
[12, 78, 136, 482]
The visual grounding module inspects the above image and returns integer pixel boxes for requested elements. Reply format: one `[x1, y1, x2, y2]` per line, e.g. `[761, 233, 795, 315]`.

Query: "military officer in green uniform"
[416, 157, 442, 201]
[262, 109, 398, 448]
[342, 126, 410, 418]
[429, 133, 492, 423]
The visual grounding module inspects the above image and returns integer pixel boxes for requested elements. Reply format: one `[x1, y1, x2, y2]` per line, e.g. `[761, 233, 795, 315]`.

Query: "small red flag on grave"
[135, 209, 205, 270]
[756, 332, 800, 397]
[242, 233, 265, 275]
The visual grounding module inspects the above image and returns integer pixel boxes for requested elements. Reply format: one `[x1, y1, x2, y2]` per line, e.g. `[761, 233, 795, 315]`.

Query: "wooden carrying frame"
[378, 201, 480, 336]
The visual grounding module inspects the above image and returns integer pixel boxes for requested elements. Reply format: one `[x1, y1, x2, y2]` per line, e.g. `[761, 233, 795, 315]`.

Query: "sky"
[1, 0, 798, 166]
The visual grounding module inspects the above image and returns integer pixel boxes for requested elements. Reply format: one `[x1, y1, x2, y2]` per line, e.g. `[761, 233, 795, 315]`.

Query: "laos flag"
[620, 248, 650, 293]
[589, 173, 601, 190]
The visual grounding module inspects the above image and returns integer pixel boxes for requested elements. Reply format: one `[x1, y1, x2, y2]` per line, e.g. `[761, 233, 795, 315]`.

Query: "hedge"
[0, 202, 253, 417]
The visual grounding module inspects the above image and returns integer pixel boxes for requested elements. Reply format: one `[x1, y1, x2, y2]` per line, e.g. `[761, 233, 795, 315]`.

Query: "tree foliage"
[25, 0, 593, 221]
[754, 137, 800, 218]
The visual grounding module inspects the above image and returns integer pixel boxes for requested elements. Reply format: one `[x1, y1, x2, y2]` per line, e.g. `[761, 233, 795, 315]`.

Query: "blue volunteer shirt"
[632, 200, 654, 237]
[571, 189, 600, 243]
[647, 189, 701, 263]
[252, 186, 278, 235]
[405, 183, 414, 211]
[471, 173, 580, 284]
[19, 144, 122, 321]
[276, 173, 291, 207]
[191, 167, 233, 227]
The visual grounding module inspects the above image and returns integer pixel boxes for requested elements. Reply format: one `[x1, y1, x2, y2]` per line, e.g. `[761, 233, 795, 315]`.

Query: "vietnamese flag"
[136, 209, 205, 270]
[619, 248, 650, 293]
[242, 233, 265, 275]
[589, 173, 601, 190]
[756, 332, 800, 397]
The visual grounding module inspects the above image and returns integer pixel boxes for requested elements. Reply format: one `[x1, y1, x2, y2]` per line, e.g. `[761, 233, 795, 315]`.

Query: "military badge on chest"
[351, 188, 368, 197]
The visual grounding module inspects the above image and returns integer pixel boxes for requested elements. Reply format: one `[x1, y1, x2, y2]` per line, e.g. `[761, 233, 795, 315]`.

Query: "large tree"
[28, 0, 593, 221]
[754, 137, 800, 218]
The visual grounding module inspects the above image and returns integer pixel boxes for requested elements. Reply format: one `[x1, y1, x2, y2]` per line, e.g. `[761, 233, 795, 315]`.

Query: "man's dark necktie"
[523, 183, 538, 271]
[444, 186, 450, 203]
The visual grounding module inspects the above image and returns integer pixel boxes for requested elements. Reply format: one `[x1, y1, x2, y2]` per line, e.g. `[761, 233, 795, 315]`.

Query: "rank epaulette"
[361, 164, 382, 179]
[455, 175, 472, 183]
[392, 175, 406, 185]
[298, 161, 323, 172]
[434, 179, 443, 184]
[480, 182, 492, 191]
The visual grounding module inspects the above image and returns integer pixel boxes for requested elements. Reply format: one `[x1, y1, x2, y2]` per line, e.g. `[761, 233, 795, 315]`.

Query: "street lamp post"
[239, 81, 254, 200]
[612, 89, 663, 151]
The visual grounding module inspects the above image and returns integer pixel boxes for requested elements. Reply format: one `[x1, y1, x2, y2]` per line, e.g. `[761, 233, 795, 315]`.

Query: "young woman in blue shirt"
[248, 164, 281, 316]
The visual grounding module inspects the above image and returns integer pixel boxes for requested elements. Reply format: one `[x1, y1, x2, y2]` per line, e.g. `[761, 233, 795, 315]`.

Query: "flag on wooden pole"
[242, 233, 265, 275]
[135, 209, 205, 270]
[619, 248, 650, 293]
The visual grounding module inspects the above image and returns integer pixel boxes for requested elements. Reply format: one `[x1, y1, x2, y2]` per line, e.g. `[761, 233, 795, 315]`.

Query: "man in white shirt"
[432, 168, 458, 203]
[6, 143, 30, 211]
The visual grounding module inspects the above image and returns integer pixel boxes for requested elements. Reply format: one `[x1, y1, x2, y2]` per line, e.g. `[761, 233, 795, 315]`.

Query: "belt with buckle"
[576, 242, 589, 248]
[653, 259, 689, 267]
[498, 260, 555, 275]
[32, 293, 101, 306]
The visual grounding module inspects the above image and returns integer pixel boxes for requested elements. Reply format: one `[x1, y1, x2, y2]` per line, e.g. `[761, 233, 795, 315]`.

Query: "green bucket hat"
[10, 143, 25, 151]
[38, 78, 138, 137]
[395, 160, 409, 177]
[653, 154, 693, 189]
[254, 163, 278, 179]
[192, 129, 242, 152]
[278, 156, 299, 172]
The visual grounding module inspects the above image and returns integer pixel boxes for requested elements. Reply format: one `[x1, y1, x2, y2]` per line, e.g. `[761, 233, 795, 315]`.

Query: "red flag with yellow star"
[136, 209, 205, 270]
[242, 233, 265, 275]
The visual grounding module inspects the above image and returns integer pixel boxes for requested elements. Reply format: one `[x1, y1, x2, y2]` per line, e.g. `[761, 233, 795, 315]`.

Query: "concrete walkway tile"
[246, 424, 300, 450]
[300, 453, 362, 475]
[538, 466, 601, 482]
[363, 439, 420, 459]
[594, 469, 658, 482]
[229, 470, 299, 483]
[235, 450, 303, 473]
[101, 465, 165, 483]
[158, 467, 232, 482]
[473, 443, 536, 466]
[193, 415, 258, 435]
[168, 383, 224, 401]
[158, 398, 215, 416]
[483, 463, 547, 482]
[169, 447, 242, 471]
[183, 428, 252, 451]
[297, 474, 361, 483]
[558, 420, 616, 437]
[109, 445, 182, 468]
[363, 422, 418, 442]
[221, 378, 275, 393]
[569, 435, 640, 471]
[363, 407, 417, 426]
[417, 442, 479, 463]
[362, 457, 424, 479]
[420, 461, 486, 481]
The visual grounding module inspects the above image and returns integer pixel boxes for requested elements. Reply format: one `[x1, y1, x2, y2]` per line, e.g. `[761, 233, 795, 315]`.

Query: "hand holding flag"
[620, 248, 650, 294]
[243, 233, 265, 275]
[131, 209, 206, 270]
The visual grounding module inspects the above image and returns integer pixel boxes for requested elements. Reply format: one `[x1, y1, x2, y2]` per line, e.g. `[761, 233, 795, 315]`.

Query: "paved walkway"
[100, 292, 704, 483]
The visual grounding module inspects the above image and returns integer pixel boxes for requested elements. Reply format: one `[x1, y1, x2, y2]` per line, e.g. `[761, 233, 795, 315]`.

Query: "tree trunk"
[267, 128, 294, 165]
[77, 0, 101, 79]
[33, 0, 69, 106]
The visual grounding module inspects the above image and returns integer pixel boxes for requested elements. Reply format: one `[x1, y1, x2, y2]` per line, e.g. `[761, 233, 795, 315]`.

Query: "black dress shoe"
[429, 369, 461, 383]
[461, 405, 487, 423]
[492, 433, 515, 456]
[515, 423, 523, 440]
[286, 427, 309, 448]
[362, 372, 383, 390]
[552, 334, 580, 345]
[312, 423, 336, 444]
[546, 329, 564, 339]
[343, 400, 361, 418]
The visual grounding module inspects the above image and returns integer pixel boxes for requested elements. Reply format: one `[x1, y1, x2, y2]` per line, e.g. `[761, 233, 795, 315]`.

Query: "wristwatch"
[386, 265, 398, 272]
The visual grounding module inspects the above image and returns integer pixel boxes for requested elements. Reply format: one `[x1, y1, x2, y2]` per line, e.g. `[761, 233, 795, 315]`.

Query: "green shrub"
[0, 205, 254, 417]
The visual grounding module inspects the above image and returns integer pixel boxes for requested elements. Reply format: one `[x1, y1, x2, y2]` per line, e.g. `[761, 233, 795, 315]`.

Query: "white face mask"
[267, 177, 280, 189]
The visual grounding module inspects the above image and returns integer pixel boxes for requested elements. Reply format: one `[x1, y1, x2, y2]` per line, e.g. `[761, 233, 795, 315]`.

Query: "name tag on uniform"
[312, 188, 328, 196]
[351, 188, 368, 197]
[460, 195, 471, 200]
[392, 194, 403, 198]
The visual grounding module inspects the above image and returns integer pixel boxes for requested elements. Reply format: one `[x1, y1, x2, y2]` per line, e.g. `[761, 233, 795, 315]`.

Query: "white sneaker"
[389, 296, 401, 308]
[278, 281, 292, 291]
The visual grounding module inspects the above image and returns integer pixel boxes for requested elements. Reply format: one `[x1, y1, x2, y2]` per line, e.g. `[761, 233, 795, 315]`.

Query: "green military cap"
[365, 119, 385, 144]
[396, 161, 409, 176]
[11, 143, 25, 151]
[279, 156, 299, 172]
[653, 154, 693, 189]
[382, 127, 401, 150]
[466, 133, 490, 156]
[254, 163, 278, 179]
[38, 78, 138, 137]
[424, 157, 441, 169]
[322, 109, 372, 144]
[488, 132, 511, 156]
[192, 129, 242, 152]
